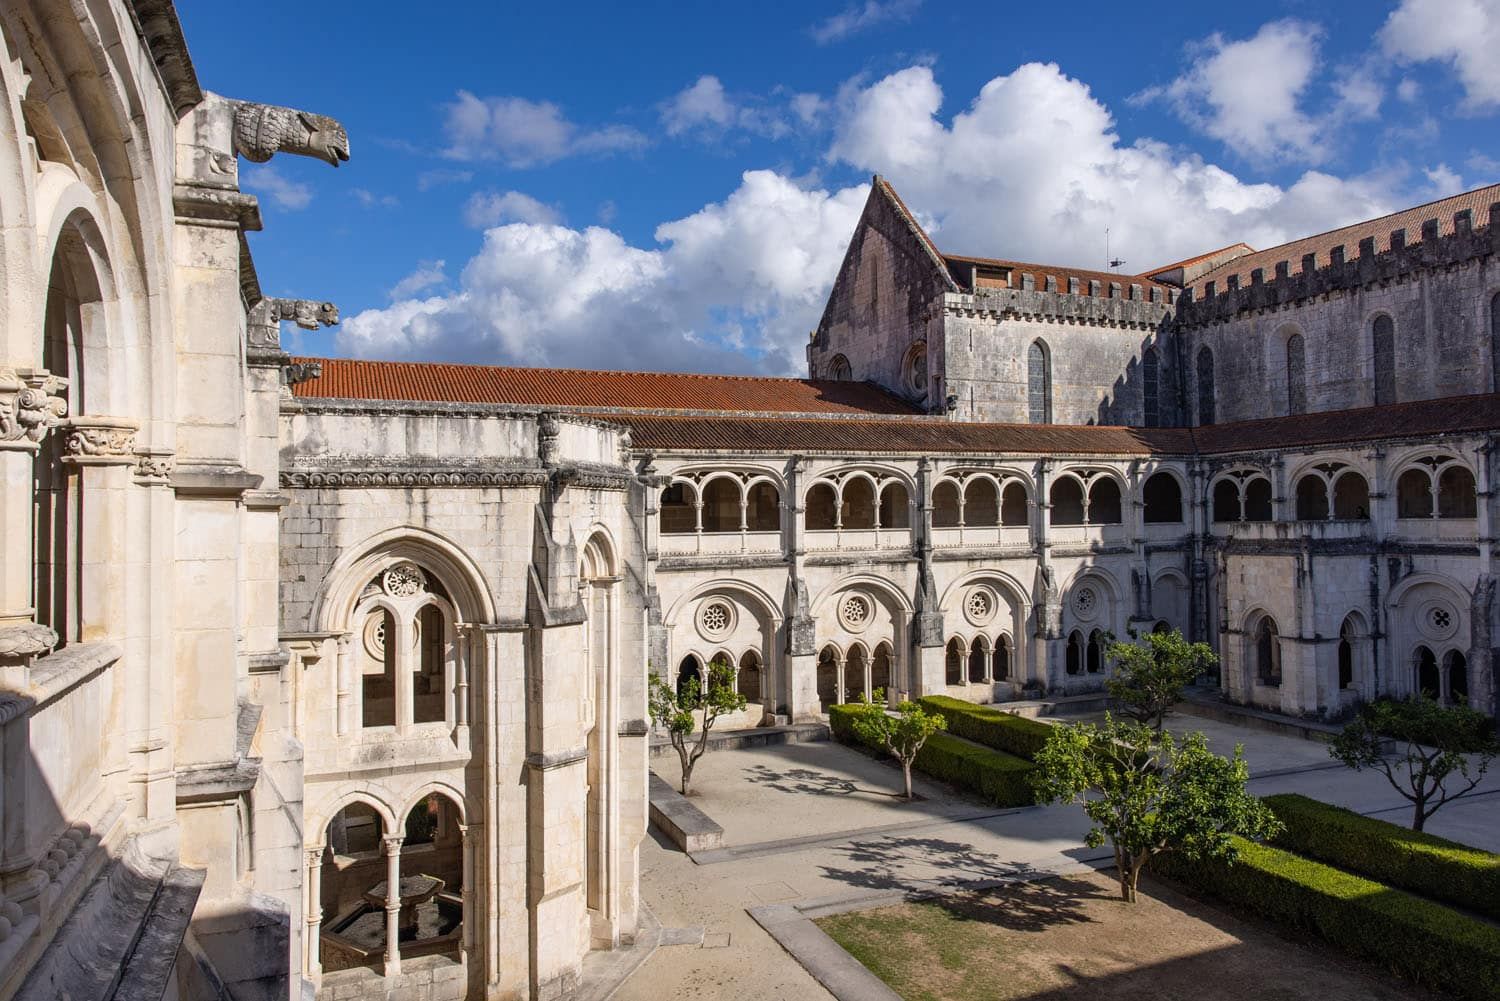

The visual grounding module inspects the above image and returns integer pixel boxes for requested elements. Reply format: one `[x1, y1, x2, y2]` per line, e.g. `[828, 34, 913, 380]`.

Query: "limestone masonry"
[1, 3, 1497, 1000]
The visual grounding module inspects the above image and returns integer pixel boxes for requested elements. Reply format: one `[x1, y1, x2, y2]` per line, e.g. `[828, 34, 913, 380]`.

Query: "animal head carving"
[297, 112, 350, 167]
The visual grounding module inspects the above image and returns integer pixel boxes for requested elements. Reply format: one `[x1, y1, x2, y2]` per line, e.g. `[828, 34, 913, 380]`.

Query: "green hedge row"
[829, 704, 1037, 807]
[1265, 793, 1500, 921]
[916, 695, 1055, 761]
[1153, 837, 1500, 1001]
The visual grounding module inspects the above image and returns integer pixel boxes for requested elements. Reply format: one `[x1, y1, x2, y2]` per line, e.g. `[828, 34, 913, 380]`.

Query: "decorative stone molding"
[381, 562, 428, 599]
[281, 467, 551, 488]
[61, 416, 140, 465]
[133, 450, 175, 483]
[0, 368, 68, 451]
[0, 623, 57, 660]
[170, 463, 264, 498]
[232, 102, 350, 167]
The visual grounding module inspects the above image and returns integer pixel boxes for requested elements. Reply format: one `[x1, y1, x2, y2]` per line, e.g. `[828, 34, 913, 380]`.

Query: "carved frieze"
[133, 451, 175, 483]
[0, 368, 68, 451]
[61, 416, 140, 465]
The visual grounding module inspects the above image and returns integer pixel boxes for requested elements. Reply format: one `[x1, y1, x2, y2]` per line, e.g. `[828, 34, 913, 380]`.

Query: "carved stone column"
[383, 835, 403, 977]
[305, 846, 324, 979]
[455, 624, 472, 729]
[0, 368, 67, 635]
[457, 822, 474, 963]
[335, 633, 353, 735]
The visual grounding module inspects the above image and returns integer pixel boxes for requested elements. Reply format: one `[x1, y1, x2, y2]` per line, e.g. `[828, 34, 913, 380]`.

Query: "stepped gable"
[1185, 181, 1500, 297]
[289, 357, 923, 416]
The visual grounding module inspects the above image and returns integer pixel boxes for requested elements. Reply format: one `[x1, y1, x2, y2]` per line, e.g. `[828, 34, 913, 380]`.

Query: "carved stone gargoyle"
[232, 101, 350, 167]
[265, 298, 340, 330]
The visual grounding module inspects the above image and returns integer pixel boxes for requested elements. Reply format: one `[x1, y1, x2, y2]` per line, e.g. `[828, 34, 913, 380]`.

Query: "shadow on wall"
[1, 697, 289, 1001]
[1091, 333, 1177, 428]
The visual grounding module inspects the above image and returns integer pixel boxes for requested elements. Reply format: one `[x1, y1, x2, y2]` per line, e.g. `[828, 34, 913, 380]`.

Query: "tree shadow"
[818, 834, 1110, 931]
[741, 763, 909, 800]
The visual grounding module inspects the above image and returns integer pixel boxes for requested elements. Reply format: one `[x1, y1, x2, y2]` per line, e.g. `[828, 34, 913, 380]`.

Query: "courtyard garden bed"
[829, 703, 1036, 807]
[916, 695, 1055, 759]
[815, 868, 1433, 1001]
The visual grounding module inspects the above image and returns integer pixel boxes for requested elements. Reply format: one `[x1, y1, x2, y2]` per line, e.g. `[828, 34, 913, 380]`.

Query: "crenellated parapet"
[1177, 202, 1500, 328]
[945, 278, 1177, 331]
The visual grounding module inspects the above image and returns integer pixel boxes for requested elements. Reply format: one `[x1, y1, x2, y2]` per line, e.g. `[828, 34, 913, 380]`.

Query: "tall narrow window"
[1255, 617, 1280, 686]
[1491, 292, 1500, 392]
[1028, 340, 1052, 424]
[1196, 347, 1216, 426]
[1372, 315, 1396, 405]
[1286, 333, 1306, 415]
[1142, 347, 1160, 427]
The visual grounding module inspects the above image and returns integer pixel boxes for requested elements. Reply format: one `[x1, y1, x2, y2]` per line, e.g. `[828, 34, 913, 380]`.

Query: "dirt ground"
[816, 868, 1434, 1001]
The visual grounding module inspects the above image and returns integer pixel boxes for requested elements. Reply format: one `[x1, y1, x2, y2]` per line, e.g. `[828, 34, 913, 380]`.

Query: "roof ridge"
[939, 253, 1172, 288]
[295, 355, 867, 387]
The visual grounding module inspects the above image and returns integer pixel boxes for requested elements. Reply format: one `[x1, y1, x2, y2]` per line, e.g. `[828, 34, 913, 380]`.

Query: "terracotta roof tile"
[1189, 182, 1500, 295]
[942, 253, 1173, 298]
[1190, 393, 1500, 454]
[288, 357, 923, 416]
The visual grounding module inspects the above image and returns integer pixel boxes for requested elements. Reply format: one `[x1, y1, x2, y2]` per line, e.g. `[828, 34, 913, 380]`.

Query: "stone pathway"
[610, 707, 1500, 1001]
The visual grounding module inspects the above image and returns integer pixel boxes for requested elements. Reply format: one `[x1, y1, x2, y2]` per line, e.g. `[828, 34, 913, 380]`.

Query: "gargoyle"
[265, 298, 339, 330]
[232, 101, 350, 167]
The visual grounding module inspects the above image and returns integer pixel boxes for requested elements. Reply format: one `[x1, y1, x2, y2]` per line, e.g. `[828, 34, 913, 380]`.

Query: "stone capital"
[61, 416, 140, 465]
[133, 450, 175, 484]
[0, 368, 68, 452]
[0, 622, 57, 660]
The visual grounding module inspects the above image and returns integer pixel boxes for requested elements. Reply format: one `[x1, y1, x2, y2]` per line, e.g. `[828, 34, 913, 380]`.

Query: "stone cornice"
[281, 465, 551, 489]
[945, 288, 1173, 331]
[172, 182, 262, 231]
[286, 396, 627, 434]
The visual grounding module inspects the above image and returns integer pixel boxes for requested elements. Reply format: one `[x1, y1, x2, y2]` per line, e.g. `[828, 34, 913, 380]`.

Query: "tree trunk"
[902, 760, 913, 801]
[1411, 801, 1426, 832]
[678, 744, 693, 795]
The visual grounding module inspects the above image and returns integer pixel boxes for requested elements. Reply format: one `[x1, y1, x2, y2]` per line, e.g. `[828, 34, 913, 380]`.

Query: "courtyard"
[619, 705, 1500, 1001]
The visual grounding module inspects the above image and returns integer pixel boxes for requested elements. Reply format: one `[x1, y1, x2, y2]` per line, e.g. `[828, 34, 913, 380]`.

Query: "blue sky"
[178, 0, 1500, 375]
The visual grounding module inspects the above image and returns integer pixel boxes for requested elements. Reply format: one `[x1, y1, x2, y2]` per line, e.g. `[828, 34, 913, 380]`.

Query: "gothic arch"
[307, 789, 400, 843]
[312, 526, 498, 632]
[398, 781, 470, 826]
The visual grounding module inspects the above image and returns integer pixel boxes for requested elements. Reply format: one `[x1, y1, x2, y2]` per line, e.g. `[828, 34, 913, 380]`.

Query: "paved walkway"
[614, 706, 1500, 1001]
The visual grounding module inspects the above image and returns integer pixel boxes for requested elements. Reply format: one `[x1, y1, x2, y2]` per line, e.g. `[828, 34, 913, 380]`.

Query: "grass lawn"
[816, 869, 1435, 1001]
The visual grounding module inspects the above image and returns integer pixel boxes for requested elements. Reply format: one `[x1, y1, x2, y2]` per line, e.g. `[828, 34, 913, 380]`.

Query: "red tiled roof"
[288, 357, 923, 416]
[1189, 182, 1500, 295]
[943, 253, 1172, 297]
[625, 415, 1191, 455]
[1145, 243, 1255, 279]
[1191, 393, 1500, 454]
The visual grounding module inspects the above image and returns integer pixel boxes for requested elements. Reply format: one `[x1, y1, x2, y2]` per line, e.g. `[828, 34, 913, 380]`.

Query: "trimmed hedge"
[1265, 793, 1500, 921]
[829, 703, 1037, 807]
[1153, 837, 1500, 1001]
[916, 695, 1055, 761]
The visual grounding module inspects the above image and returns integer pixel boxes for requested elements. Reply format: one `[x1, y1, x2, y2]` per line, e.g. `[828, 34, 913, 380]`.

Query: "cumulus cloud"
[442, 91, 647, 166]
[659, 75, 792, 140]
[1135, 20, 1330, 163]
[349, 63, 1443, 375]
[388, 260, 447, 300]
[1380, 0, 1500, 111]
[830, 63, 1403, 271]
[340, 171, 868, 373]
[242, 164, 312, 210]
[462, 190, 562, 228]
[810, 0, 921, 44]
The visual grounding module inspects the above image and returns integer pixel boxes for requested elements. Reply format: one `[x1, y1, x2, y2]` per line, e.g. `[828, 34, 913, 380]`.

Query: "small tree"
[1329, 697, 1498, 832]
[1106, 629, 1217, 734]
[846, 692, 946, 800]
[1032, 715, 1281, 902]
[648, 655, 748, 795]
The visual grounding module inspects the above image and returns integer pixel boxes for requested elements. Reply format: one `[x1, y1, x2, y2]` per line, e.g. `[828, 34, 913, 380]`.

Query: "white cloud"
[658, 75, 792, 140]
[340, 171, 868, 373]
[417, 168, 474, 191]
[351, 187, 399, 209]
[389, 260, 447, 300]
[462, 190, 562, 228]
[1381, 0, 1500, 110]
[442, 91, 647, 167]
[242, 164, 312, 210]
[830, 63, 1405, 271]
[1396, 77, 1423, 104]
[1135, 20, 1328, 163]
[810, 0, 921, 44]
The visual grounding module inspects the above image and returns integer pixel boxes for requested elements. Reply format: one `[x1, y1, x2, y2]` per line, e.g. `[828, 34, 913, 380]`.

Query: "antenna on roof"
[1106, 227, 1125, 272]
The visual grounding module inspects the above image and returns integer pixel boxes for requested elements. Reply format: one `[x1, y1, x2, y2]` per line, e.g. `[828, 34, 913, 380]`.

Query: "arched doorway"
[1414, 646, 1439, 700]
[817, 646, 841, 709]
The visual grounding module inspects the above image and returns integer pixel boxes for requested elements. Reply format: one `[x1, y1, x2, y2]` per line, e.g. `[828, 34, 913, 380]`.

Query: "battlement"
[1176, 202, 1500, 328]
[946, 277, 1177, 331]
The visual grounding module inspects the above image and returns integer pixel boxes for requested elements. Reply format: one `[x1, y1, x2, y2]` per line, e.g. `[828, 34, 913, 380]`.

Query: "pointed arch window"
[1028, 340, 1052, 424]
[1286, 333, 1306, 415]
[1142, 347, 1160, 427]
[1372, 315, 1396, 405]
[1196, 347, 1216, 425]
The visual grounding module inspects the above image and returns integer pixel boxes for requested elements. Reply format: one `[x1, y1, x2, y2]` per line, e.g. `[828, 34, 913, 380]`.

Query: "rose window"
[839, 594, 873, 631]
[1074, 586, 1098, 619]
[382, 562, 426, 598]
[1430, 608, 1452, 630]
[698, 601, 733, 637]
[964, 587, 996, 626]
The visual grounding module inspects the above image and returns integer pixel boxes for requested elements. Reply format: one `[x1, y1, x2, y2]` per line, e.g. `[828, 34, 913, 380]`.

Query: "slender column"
[305, 847, 325, 979]
[455, 624, 471, 728]
[392, 615, 414, 732]
[458, 822, 474, 963]
[335, 632, 353, 735]
[835, 652, 845, 705]
[382, 835, 404, 977]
